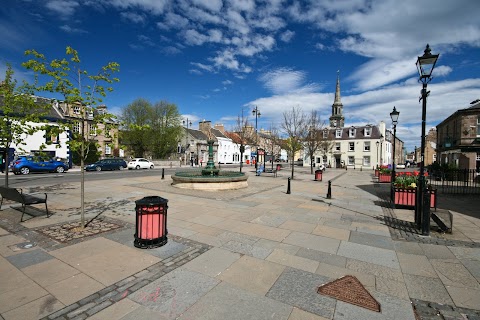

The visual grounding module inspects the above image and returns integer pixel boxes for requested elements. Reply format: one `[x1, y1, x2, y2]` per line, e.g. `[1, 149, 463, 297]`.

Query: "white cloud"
[227, 0, 255, 12]
[45, 0, 79, 16]
[280, 30, 295, 43]
[107, 0, 169, 14]
[59, 25, 88, 34]
[120, 11, 146, 24]
[192, 0, 223, 12]
[222, 80, 233, 85]
[157, 12, 189, 30]
[259, 68, 319, 95]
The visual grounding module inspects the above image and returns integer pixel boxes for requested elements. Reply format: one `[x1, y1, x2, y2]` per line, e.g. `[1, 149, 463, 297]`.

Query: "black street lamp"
[252, 106, 261, 170]
[390, 106, 399, 200]
[183, 119, 192, 166]
[376, 140, 379, 168]
[416, 44, 439, 235]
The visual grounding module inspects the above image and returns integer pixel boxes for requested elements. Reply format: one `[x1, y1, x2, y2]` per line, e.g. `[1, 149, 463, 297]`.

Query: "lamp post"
[416, 44, 439, 236]
[390, 106, 400, 200]
[252, 106, 261, 170]
[379, 134, 384, 165]
[183, 119, 192, 166]
[376, 141, 379, 168]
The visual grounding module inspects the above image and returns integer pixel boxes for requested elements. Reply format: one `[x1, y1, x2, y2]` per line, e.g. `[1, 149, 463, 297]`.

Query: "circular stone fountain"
[171, 139, 248, 190]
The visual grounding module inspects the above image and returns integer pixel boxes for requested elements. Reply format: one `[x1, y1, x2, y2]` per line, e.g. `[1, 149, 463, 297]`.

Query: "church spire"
[329, 71, 345, 128]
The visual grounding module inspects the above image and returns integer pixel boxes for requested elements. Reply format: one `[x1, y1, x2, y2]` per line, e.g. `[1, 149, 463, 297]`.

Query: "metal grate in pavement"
[317, 275, 380, 312]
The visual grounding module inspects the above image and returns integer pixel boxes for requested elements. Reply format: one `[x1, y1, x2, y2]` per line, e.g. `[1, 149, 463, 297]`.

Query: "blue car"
[11, 156, 69, 175]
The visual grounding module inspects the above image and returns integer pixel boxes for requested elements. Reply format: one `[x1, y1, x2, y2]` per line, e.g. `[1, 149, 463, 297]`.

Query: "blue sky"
[1, 0, 480, 152]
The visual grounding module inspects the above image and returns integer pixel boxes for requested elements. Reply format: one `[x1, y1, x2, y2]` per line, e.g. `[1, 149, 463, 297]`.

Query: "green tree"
[120, 98, 152, 157]
[23, 47, 120, 229]
[281, 106, 308, 179]
[150, 101, 183, 159]
[0, 64, 51, 187]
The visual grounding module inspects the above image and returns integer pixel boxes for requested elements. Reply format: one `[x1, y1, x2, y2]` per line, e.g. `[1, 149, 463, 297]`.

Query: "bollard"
[346, 166, 347, 171]
[287, 177, 291, 194]
[327, 180, 332, 199]
[161, 168, 165, 180]
[170, 162, 172, 168]
[360, 167, 362, 171]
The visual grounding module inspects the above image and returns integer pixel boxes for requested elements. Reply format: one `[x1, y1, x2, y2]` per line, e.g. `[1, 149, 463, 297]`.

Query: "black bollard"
[161, 168, 165, 180]
[287, 177, 291, 194]
[327, 180, 332, 199]
[360, 167, 362, 171]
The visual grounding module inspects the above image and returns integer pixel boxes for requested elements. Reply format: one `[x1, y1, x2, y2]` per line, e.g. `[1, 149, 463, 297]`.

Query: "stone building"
[436, 99, 480, 170]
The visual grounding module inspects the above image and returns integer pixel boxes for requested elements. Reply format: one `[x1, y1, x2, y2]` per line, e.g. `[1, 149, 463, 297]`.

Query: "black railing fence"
[428, 169, 480, 194]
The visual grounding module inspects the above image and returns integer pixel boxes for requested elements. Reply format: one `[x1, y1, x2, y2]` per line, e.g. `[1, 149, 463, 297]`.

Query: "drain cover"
[317, 275, 381, 312]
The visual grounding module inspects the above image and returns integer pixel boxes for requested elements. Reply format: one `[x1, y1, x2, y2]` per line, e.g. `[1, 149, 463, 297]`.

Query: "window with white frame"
[323, 130, 328, 138]
[89, 123, 97, 136]
[363, 156, 370, 166]
[336, 129, 342, 138]
[105, 145, 111, 155]
[349, 142, 355, 151]
[73, 121, 80, 133]
[349, 127, 356, 138]
[365, 127, 372, 137]
[348, 156, 355, 165]
[73, 105, 80, 114]
[364, 141, 370, 152]
[335, 142, 341, 151]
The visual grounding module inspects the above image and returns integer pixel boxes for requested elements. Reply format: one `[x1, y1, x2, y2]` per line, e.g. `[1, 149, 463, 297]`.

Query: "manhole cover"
[317, 275, 381, 312]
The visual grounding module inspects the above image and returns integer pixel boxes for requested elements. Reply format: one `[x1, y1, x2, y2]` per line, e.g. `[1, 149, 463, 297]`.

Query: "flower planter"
[393, 187, 436, 208]
[378, 173, 392, 183]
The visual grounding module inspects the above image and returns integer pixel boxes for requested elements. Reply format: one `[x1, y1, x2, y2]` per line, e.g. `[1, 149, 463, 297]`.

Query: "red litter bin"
[134, 196, 168, 249]
[315, 169, 323, 181]
[246, 159, 250, 165]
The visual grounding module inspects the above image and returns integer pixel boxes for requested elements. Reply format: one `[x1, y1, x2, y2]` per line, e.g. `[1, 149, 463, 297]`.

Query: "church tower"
[329, 71, 345, 128]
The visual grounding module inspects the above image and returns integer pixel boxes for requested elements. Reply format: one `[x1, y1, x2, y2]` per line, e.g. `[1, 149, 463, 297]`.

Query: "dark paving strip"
[41, 234, 211, 320]
[411, 298, 480, 320]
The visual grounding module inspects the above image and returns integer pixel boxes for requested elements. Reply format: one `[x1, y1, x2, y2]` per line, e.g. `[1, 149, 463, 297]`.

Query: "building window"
[349, 127, 356, 138]
[45, 126, 59, 144]
[323, 130, 328, 138]
[73, 105, 80, 114]
[365, 127, 371, 137]
[73, 121, 80, 133]
[348, 156, 355, 165]
[336, 129, 342, 138]
[363, 156, 370, 166]
[477, 116, 480, 136]
[349, 142, 355, 151]
[89, 123, 97, 136]
[335, 143, 341, 151]
[105, 145, 111, 155]
[364, 141, 370, 152]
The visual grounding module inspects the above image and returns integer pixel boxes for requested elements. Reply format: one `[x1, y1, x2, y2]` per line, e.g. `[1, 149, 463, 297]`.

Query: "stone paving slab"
[2, 295, 64, 320]
[182, 247, 240, 277]
[348, 231, 395, 250]
[444, 286, 480, 310]
[283, 232, 340, 254]
[266, 248, 319, 273]
[218, 255, 285, 295]
[403, 274, 454, 305]
[295, 248, 347, 268]
[5, 249, 53, 269]
[333, 291, 415, 320]
[430, 259, 480, 288]
[21, 258, 80, 287]
[396, 252, 437, 278]
[266, 267, 336, 319]
[129, 268, 219, 319]
[0, 282, 48, 314]
[178, 281, 292, 320]
[88, 298, 140, 320]
[336, 241, 399, 269]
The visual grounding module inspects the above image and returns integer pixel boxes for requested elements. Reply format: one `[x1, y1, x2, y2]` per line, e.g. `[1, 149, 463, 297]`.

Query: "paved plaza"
[0, 167, 479, 320]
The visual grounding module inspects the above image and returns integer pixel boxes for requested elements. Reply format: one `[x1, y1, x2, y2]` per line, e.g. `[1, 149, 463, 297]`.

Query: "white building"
[305, 74, 394, 169]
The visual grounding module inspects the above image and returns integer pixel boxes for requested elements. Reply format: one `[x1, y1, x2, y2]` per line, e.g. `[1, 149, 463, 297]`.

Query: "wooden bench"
[263, 168, 277, 177]
[0, 186, 49, 222]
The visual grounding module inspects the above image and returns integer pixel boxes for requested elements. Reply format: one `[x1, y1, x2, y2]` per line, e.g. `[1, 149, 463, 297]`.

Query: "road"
[0, 164, 251, 188]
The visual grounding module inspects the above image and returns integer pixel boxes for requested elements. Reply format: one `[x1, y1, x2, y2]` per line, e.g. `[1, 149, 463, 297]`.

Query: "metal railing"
[428, 169, 480, 194]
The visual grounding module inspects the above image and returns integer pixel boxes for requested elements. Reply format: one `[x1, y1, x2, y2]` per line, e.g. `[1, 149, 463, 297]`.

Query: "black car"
[84, 158, 127, 171]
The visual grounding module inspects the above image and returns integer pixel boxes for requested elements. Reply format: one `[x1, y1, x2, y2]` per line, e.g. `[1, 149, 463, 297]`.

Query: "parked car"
[84, 158, 127, 171]
[396, 163, 406, 169]
[127, 158, 154, 170]
[10, 156, 69, 175]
